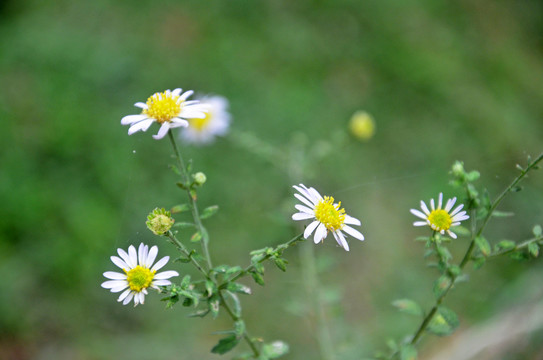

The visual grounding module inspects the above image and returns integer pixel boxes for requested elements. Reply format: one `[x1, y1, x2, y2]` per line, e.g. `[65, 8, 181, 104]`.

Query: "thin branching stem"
[408, 153, 543, 348]
[168, 130, 213, 270]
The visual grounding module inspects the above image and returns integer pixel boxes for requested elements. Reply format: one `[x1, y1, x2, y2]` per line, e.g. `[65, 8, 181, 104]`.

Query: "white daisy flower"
[292, 184, 364, 251]
[101, 243, 179, 306]
[410, 193, 470, 239]
[179, 95, 231, 145]
[121, 88, 208, 140]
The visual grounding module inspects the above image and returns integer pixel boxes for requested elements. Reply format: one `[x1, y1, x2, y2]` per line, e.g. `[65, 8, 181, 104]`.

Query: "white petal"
[138, 292, 146, 305]
[172, 88, 182, 97]
[293, 184, 317, 204]
[410, 209, 428, 220]
[304, 221, 320, 239]
[169, 118, 190, 128]
[152, 123, 170, 140]
[103, 271, 126, 280]
[314, 223, 327, 244]
[128, 119, 154, 135]
[335, 230, 350, 251]
[101, 280, 127, 289]
[420, 201, 430, 215]
[146, 246, 158, 268]
[294, 193, 315, 209]
[430, 198, 435, 211]
[154, 270, 179, 279]
[121, 114, 147, 125]
[447, 230, 458, 239]
[134, 102, 148, 109]
[445, 197, 457, 212]
[295, 204, 314, 214]
[117, 288, 132, 302]
[110, 256, 129, 270]
[138, 243, 146, 265]
[342, 225, 364, 241]
[117, 248, 132, 268]
[122, 292, 134, 305]
[179, 90, 194, 101]
[344, 215, 361, 226]
[128, 245, 138, 268]
[438, 193, 443, 209]
[292, 212, 315, 221]
[152, 279, 172, 286]
[413, 221, 428, 226]
[181, 110, 206, 119]
[151, 256, 169, 271]
[307, 187, 323, 202]
[450, 204, 465, 217]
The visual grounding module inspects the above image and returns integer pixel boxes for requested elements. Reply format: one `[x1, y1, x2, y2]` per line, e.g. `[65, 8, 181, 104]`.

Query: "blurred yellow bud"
[349, 111, 375, 141]
[146, 208, 175, 235]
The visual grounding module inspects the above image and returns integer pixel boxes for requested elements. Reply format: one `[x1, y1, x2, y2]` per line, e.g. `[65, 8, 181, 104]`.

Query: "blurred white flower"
[121, 88, 207, 140]
[410, 193, 469, 239]
[179, 95, 231, 145]
[101, 243, 179, 306]
[292, 183, 364, 251]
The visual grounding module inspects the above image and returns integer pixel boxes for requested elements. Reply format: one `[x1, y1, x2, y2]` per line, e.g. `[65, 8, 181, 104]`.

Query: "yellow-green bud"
[451, 161, 465, 177]
[192, 172, 207, 186]
[146, 208, 174, 235]
[349, 111, 375, 141]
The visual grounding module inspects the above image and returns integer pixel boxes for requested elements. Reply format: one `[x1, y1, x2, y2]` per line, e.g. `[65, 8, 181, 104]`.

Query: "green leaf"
[274, 257, 287, 272]
[208, 295, 220, 319]
[212, 265, 230, 274]
[226, 266, 243, 276]
[223, 290, 242, 317]
[533, 225, 542, 237]
[211, 335, 240, 354]
[250, 271, 265, 286]
[171, 203, 190, 213]
[391, 299, 423, 316]
[226, 282, 252, 295]
[472, 256, 486, 269]
[427, 306, 459, 336]
[527, 242, 540, 257]
[180, 275, 192, 288]
[201, 205, 219, 219]
[188, 309, 210, 317]
[173, 222, 195, 229]
[433, 275, 452, 299]
[475, 236, 491, 257]
[400, 344, 418, 360]
[262, 341, 289, 359]
[511, 185, 523, 192]
[191, 231, 202, 242]
[491, 211, 514, 218]
[495, 240, 516, 252]
[465, 170, 480, 182]
[205, 280, 216, 296]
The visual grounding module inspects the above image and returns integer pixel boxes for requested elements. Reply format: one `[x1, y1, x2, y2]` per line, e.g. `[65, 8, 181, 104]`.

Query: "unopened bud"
[146, 208, 174, 235]
[192, 172, 207, 186]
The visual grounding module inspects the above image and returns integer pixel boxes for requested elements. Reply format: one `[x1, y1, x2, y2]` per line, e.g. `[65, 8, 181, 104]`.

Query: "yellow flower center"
[125, 265, 156, 292]
[189, 111, 211, 131]
[143, 91, 182, 123]
[314, 196, 346, 231]
[427, 209, 452, 231]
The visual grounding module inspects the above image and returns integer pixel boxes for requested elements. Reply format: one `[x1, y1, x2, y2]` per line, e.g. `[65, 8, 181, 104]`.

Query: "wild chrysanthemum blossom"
[121, 88, 207, 140]
[292, 184, 364, 251]
[101, 243, 179, 306]
[410, 193, 469, 239]
[179, 95, 231, 145]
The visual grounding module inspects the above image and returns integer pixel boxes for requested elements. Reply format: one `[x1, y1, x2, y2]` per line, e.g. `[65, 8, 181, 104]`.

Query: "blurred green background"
[1, 0, 542, 359]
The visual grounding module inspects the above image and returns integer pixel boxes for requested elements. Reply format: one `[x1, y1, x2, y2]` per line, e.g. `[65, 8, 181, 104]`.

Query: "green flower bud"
[451, 161, 465, 177]
[192, 172, 207, 186]
[146, 208, 175, 235]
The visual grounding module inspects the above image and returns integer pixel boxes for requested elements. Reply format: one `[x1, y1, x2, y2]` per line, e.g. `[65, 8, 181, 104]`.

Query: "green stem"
[168, 130, 213, 270]
[300, 240, 336, 360]
[166, 231, 208, 278]
[488, 237, 543, 259]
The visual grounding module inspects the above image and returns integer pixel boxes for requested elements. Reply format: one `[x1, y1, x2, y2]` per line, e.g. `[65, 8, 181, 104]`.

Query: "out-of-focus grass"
[1, 0, 542, 359]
